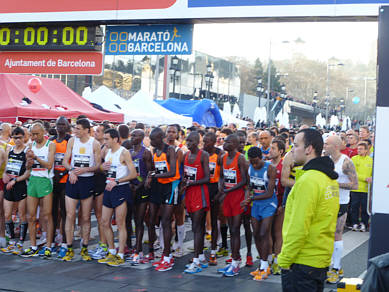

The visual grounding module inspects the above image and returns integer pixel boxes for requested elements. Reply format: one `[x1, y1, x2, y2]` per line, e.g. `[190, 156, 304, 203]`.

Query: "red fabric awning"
[0, 74, 123, 123]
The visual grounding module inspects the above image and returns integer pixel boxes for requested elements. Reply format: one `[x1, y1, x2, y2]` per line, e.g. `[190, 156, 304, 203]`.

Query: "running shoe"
[224, 264, 240, 277]
[54, 233, 63, 245]
[217, 264, 231, 274]
[11, 242, 23, 255]
[359, 223, 366, 232]
[62, 248, 74, 262]
[272, 262, 281, 275]
[184, 262, 202, 274]
[216, 247, 228, 258]
[131, 253, 141, 266]
[327, 269, 341, 284]
[173, 247, 184, 258]
[43, 247, 52, 258]
[225, 256, 241, 264]
[38, 247, 46, 256]
[352, 224, 359, 231]
[155, 260, 173, 272]
[91, 246, 108, 260]
[253, 268, 271, 281]
[57, 246, 67, 258]
[20, 247, 39, 257]
[1, 242, 15, 254]
[80, 247, 92, 261]
[107, 255, 125, 267]
[199, 259, 208, 268]
[141, 252, 154, 264]
[98, 253, 116, 264]
[250, 268, 261, 277]
[246, 255, 254, 267]
[209, 254, 217, 266]
[36, 236, 47, 246]
[51, 245, 58, 255]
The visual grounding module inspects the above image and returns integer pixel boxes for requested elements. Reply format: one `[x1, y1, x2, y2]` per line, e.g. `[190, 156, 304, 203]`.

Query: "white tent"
[220, 109, 249, 128]
[83, 86, 155, 123]
[126, 90, 193, 127]
[84, 86, 192, 126]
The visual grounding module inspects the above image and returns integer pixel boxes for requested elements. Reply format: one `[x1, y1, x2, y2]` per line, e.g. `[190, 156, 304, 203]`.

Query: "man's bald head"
[327, 135, 342, 148]
[323, 135, 342, 157]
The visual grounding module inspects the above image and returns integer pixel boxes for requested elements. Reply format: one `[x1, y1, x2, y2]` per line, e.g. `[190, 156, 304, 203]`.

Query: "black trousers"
[281, 263, 327, 292]
[350, 191, 369, 226]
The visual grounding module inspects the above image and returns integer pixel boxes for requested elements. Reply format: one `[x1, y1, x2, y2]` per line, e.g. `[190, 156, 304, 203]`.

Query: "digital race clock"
[0, 25, 103, 51]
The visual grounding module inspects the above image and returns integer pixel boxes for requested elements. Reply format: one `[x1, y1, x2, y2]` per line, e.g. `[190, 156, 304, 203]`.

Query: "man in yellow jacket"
[278, 128, 340, 292]
[350, 142, 373, 232]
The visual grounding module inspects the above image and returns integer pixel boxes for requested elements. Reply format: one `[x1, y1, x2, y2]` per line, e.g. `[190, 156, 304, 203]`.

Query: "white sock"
[211, 250, 216, 255]
[31, 246, 38, 250]
[159, 223, 164, 250]
[267, 254, 273, 264]
[169, 253, 173, 259]
[177, 224, 185, 248]
[61, 243, 67, 248]
[117, 253, 124, 259]
[51, 243, 55, 248]
[42, 232, 47, 239]
[274, 257, 278, 264]
[109, 248, 117, 255]
[260, 260, 269, 270]
[333, 240, 343, 270]
[199, 253, 205, 261]
[193, 257, 200, 265]
[163, 256, 170, 263]
[232, 259, 239, 268]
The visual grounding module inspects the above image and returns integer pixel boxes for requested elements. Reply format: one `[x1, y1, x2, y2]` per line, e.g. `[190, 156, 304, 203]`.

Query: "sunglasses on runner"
[12, 136, 23, 140]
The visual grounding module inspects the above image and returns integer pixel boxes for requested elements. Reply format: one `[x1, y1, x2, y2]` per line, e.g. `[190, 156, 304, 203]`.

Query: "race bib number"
[224, 169, 237, 187]
[73, 154, 90, 168]
[32, 155, 45, 171]
[250, 176, 266, 194]
[6, 158, 23, 177]
[184, 165, 197, 182]
[54, 153, 65, 168]
[106, 165, 117, 182]
[209, 162, 216, 177]
[155, 161, 168, 174]
[133, 159, 140, 176]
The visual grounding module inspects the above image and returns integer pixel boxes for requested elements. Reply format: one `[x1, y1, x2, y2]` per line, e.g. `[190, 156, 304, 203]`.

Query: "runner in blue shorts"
[242, 146, 277, 281]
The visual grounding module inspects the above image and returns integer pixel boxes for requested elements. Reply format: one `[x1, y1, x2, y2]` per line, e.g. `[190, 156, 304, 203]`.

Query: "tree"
[250, 58, 264, 94]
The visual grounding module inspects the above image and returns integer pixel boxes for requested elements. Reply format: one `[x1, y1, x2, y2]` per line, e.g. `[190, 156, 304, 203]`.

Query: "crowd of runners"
[0, 117, 373, 289]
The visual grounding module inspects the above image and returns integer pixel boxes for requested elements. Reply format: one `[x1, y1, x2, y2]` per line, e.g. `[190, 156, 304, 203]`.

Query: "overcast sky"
[193, 22, 377, 64]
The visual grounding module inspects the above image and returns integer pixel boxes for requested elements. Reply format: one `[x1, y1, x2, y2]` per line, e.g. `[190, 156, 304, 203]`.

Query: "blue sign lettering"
[188, 0, 389, 7]
[105, 25, 193, 55]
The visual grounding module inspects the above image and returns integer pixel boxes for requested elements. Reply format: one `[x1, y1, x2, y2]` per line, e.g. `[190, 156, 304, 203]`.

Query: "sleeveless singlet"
[53, 135, 71, 183]
[71, 137, 95, 177]
[105, 146, 129, 185]
[249, 161, 277, 204]
[334, 154, 351, 204]
[153, 144, 180, 184]
[31, 140, 54, 178]
[130, 146, 148, 185]
[6, 146, 27, 178]
[223, 152, 242, 189]
[209, 148, 221, 184]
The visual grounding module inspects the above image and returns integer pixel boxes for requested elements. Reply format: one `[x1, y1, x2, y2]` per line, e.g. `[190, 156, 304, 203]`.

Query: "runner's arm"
[281, 152, 295, 188]
[118, 150, 137, 182]
[340, 158, 359, 190]
[63, 137, 74, 171]
[83, 140, 101, 173]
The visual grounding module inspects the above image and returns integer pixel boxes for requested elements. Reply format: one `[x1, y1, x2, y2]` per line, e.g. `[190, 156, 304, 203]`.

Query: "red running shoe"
[246, 255, 254, 267]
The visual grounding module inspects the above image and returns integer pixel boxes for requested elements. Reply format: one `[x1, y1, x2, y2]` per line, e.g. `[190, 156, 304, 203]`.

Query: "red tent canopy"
[0, 74, 123, 123]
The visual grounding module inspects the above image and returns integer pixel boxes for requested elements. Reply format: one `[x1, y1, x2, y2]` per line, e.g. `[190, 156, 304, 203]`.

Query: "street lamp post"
[205, 63, 214, 100]
[256, 77, 264, 107]
[312, 91, 318, 123]
[325, 61, 344, 126]
[169, 56, 181, 99]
